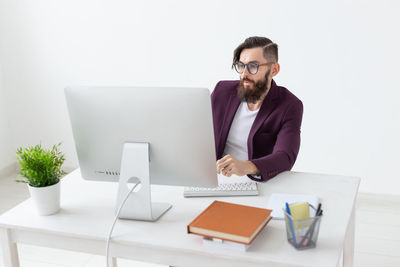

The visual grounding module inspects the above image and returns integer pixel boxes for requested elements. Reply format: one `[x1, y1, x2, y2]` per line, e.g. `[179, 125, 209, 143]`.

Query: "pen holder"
[283, 204, 322, 250]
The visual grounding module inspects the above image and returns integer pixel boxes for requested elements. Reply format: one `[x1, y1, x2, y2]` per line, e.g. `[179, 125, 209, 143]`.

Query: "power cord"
[106, 182, 139, 267]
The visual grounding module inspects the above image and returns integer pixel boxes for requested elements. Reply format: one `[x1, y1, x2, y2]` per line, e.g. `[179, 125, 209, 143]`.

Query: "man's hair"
[233, 36, 278, 65]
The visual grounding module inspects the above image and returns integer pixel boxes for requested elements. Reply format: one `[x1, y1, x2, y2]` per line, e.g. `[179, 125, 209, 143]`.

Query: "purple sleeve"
[248, 99, 303, 182]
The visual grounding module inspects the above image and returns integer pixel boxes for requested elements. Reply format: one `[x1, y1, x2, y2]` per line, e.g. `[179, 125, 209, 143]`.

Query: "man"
[212, 36, 303, 182]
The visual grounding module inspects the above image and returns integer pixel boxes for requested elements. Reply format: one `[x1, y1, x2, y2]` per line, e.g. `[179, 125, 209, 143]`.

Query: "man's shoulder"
[275, 83, 302, 106]
[212, 80, 239, 95]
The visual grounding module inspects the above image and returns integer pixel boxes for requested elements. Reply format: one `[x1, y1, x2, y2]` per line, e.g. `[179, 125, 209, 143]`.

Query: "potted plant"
[16, 142, 66, 215]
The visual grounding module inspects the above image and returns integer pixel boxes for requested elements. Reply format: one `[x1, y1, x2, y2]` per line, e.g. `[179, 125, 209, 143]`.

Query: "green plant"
[16, 142, 66, 187]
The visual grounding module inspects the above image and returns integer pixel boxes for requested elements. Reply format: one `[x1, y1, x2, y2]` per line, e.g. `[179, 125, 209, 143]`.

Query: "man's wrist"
[246, 161, 259, 175]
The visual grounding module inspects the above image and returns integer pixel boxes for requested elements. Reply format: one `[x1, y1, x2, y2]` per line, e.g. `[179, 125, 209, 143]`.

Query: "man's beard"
[238, 69, 271, 103]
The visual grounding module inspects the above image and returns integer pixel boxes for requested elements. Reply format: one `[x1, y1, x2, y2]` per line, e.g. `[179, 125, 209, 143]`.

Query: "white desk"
[0, 169, 360, 267]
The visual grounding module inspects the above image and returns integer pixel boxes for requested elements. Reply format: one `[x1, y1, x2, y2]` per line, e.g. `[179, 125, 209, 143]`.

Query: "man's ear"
[271, 63, 280, 77]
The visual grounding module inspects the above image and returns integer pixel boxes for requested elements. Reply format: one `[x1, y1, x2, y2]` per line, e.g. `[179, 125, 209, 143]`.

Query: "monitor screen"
[65, 86, 218, 188]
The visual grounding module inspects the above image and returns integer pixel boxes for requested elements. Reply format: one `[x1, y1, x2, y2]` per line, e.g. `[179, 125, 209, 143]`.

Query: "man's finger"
[217, 164, 223, 174]
[222, 169, 229, 176]
[216, 156, 231, 166]
[222, 154, 232, 160]
[217, 160, 231, 172]
[218, 165, 229, 175]
[222, 167, 233, 177]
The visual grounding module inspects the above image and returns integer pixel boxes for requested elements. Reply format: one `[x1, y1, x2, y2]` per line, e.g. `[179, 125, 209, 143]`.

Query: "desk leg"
[0, 228, 20, 267]
[107, 256, 117, 267]
[343, 204, 355, 267]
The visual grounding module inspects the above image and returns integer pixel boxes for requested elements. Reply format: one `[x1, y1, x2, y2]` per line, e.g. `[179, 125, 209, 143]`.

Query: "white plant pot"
[27, 181, 60, 215]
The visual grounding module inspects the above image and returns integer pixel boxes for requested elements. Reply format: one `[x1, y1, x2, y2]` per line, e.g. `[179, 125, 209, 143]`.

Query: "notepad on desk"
[267, 193, 319, 220]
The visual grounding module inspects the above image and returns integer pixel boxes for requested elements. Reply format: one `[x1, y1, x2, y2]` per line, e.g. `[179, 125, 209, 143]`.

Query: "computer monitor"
[65, 86, 218, 221]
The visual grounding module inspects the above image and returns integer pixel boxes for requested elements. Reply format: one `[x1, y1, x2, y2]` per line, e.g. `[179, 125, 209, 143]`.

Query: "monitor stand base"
[116, 142, 172, 221]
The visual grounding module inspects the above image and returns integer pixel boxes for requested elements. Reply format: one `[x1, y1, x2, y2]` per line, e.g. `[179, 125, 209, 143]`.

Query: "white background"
[0, 0, 399, 194]
[0, 65, 13, 167]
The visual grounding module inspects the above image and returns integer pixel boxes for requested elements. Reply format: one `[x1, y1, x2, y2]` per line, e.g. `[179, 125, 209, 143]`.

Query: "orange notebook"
[187, 200, 272, 245]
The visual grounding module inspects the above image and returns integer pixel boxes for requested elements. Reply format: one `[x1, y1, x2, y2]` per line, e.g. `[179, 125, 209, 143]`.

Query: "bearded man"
[212, 36, 303, 181]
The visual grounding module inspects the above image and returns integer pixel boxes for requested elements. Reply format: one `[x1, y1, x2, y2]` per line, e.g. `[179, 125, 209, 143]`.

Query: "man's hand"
[216, 154, 259, 177]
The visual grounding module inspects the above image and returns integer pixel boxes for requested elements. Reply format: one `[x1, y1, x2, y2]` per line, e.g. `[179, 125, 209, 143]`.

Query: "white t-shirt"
[223, 101, 259, 161]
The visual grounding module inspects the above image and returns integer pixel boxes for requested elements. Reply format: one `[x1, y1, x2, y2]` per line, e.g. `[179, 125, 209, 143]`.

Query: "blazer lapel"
[247, 80, 280, 159]
[218, 91, 241, 158]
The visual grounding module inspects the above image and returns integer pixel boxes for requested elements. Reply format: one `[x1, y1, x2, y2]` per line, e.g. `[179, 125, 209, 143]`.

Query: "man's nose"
[241, 65, 250, 79]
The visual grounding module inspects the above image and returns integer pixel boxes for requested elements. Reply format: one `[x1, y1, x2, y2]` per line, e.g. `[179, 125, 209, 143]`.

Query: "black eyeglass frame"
[232, 61, 275, 75]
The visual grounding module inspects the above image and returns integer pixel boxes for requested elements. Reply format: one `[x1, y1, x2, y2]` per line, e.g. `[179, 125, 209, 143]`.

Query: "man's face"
[237, 47, 272, 103]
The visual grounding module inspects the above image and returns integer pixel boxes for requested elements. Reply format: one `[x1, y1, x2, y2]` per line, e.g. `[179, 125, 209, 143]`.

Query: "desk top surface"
[0, 169, 360, 267]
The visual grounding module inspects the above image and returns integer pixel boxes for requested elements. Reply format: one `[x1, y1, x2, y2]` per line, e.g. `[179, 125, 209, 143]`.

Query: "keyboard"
[184, 182, 259, 197]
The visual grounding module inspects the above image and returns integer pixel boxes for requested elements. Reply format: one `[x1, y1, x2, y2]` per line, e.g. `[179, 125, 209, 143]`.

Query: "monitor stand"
[116, 142, 172, 221]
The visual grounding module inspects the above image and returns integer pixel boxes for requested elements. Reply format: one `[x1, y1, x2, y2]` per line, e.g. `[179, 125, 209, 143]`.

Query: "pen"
[308, 206, 323, 241]
[299, 204, 323, 247]
[316, 203, 323, 217]
[315, 203, 321, 217]
[285, 202, 297, 248]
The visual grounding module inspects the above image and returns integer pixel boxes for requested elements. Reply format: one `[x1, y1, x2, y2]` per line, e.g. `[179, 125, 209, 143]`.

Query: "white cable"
[106, 182, 139, 267]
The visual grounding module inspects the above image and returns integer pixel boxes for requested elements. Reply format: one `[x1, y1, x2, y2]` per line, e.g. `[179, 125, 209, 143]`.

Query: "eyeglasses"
[233, 61, 274, 75]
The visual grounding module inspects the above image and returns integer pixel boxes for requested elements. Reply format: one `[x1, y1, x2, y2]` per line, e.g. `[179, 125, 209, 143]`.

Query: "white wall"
[0, 64, 14, 171]
[0, 0, 399, 194]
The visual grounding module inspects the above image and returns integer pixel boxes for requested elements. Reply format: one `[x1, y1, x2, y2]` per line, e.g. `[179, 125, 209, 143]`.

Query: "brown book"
[187, 200, 272, 245]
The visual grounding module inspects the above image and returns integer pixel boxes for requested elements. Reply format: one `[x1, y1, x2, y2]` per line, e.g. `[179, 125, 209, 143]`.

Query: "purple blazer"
[211, 79, 303, 182]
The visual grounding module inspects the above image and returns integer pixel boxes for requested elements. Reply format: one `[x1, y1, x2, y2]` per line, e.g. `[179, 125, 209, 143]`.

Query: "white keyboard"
[184, 182, 259, 197]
